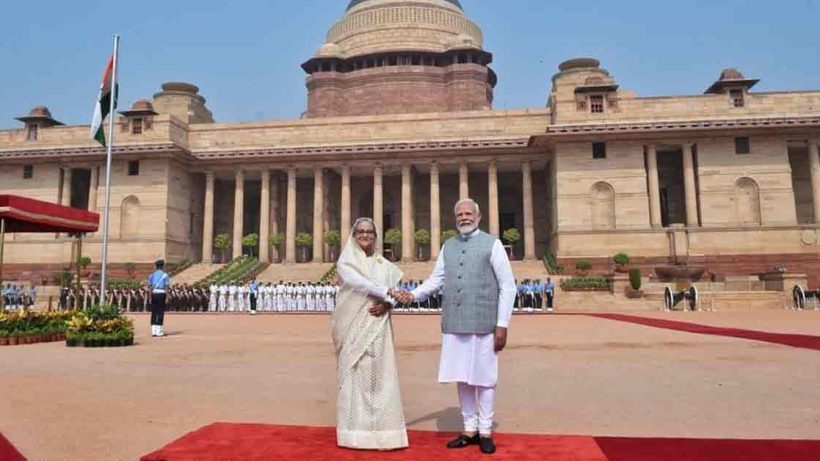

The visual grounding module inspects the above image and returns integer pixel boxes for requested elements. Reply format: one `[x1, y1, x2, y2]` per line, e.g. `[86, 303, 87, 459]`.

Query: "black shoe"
[446, 434, 479, 449]
[479, 437, 496, 454]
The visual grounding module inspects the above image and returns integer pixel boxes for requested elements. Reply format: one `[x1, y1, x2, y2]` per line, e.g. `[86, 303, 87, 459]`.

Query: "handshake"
[387, 288, 415, 305]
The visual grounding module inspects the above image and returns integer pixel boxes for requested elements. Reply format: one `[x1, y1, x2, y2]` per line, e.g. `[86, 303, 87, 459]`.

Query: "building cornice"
[0, 143, 193, 163]
[532, 115, 820, 145]
[192, 137, 534, 162]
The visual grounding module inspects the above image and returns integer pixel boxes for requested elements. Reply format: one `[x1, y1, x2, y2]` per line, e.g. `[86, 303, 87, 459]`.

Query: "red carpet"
[0, 432, 26, 461]
[140, 423, 820, 461]
[587, 313, 820, 351]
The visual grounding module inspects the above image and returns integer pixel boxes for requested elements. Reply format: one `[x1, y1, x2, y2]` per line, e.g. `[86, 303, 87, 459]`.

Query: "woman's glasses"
[354, 230, 376, 236]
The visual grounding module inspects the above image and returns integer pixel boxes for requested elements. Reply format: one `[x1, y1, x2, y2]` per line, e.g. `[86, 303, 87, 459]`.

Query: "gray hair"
[352, 217, 376, 230]
[453, 198, 481, 216]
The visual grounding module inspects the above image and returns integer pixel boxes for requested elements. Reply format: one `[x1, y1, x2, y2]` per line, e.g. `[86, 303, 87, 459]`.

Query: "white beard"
[458, 223, 478, 235]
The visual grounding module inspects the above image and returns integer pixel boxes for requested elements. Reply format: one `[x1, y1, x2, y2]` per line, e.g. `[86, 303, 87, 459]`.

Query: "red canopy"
[0, 195, 99, 233]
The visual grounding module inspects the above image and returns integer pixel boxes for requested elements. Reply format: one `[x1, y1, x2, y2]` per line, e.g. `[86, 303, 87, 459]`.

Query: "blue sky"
[1, 0, 817, 129]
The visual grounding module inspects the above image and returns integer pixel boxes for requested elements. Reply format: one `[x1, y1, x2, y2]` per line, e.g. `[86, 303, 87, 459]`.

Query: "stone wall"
[306, 63, 492, 117]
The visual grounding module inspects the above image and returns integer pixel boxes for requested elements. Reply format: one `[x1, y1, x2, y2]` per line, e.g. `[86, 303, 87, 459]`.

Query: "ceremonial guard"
[148, 259, 171, 337]
[248, 279, 259, 314]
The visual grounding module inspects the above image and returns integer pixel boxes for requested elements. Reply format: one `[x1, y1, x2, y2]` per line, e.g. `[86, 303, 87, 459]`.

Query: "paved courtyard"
[1, 311, 819, 460]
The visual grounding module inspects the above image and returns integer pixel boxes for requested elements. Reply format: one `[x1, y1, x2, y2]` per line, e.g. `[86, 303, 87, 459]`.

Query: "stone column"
[402, 164, 414, 262]
[488, 161, 500, 237]
[646, 145, 662, 228]
[232, 169, 245, 259]
[259, 170, 271, 263]
[430, 162, 441, 259]
[313, 168, 324, 262]
[459, 161, 469, 199]
[810, 141, 820, 224]
[88, 166, 99, 212]
[373, 165, 384, 242]
[286, 168, 297, 264]
[202, 171, 215, 264]
[61, 167, 72, 207]
[522, 161, 536, 260]
[270, 173, 280, 262]
[341, 166, 352, 244]
[682, 143, 699, 227]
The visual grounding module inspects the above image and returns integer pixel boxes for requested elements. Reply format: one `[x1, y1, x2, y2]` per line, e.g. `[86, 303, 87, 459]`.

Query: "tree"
[502, 228, 521, 259]
[414, 229, 431, 261]
[214, 233, 231, 262]
[295, 233, 313, 262]
[613, 252, 630, 271]
[269, 234, 284, 262]
[324, 230, 342, 261]
[79, 256, 92, 269]
[242, 233, 259, 258]
[384, 228, 402, 261]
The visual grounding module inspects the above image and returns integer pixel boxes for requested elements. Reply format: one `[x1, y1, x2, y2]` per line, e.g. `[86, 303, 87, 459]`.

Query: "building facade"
[1, 0, 819, 284]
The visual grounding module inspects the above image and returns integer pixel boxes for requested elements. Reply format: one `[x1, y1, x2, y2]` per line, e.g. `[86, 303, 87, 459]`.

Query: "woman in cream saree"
[332, 218, 408, 450]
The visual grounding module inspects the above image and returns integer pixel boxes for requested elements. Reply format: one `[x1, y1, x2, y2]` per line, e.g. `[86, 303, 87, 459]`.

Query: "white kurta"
[412, 230, 515, 388]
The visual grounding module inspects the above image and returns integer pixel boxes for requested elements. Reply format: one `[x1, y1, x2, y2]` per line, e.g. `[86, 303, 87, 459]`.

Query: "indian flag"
[90, 55, 117, 147]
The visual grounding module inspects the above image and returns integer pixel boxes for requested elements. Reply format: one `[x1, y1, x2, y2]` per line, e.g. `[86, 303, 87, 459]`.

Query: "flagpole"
[100, 34, 120, 302]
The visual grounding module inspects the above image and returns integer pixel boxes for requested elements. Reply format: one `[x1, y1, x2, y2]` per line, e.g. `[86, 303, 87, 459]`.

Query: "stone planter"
[625, 288, 644, 299]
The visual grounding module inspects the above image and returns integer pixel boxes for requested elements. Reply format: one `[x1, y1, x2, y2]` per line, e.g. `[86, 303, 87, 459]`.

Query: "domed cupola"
[302, 0, 496, 118]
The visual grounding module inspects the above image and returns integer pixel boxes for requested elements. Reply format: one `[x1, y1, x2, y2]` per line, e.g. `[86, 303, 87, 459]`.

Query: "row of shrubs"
[544, 253, 640, 273]
[0, 306, 135, 348]
[0, 310, 73, 345]
[198, 256, 261, 286]
[560, 276, 610, 291]
[65, 305, 134, 347]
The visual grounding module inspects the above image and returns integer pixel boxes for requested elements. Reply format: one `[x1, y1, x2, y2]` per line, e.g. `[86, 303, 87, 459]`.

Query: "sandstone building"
[1, 0, 819, 285]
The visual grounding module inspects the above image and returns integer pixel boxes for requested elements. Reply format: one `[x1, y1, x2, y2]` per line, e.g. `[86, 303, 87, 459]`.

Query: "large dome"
[321, 0, 483, 58]
[346, 0, 463, 11]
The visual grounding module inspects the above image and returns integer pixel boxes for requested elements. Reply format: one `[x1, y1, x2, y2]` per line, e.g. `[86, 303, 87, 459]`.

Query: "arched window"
[120, 196, 141, 237]
[590, 182, 616, 230]
[735, 177, 761, 226]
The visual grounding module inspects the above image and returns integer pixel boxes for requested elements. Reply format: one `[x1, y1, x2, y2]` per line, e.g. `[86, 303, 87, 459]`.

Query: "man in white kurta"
[406, 198, 515, 455]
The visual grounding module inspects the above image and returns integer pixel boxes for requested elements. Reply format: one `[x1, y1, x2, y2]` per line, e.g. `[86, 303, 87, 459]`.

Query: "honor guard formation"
[32, 278, 556, 314]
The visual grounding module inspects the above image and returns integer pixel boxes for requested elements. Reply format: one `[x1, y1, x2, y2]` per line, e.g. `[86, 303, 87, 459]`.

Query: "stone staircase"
[171, 263, 225, 285]
[256, 262, 335, 283]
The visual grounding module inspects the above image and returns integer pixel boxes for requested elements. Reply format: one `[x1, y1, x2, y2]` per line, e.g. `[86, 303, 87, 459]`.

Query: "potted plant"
[414, 229, 431, 261]
[626, 268, 644, 298]
[613, 253, 630, 273]
[269, 234, 284, 263]
[502, 228, 521, 259]
[324, 230, 342, 261]
[124, 262, 136, 279]
[214, 233, 231, 263]
[79, 256, 92, 277]
[242, 233, 259, 258]
[441, 229, 459, 242]
[59, 268, 74, 288]
[384, 228, 402, 261]
[576, 260, 592, 276]
[295, 233, 313, 262]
